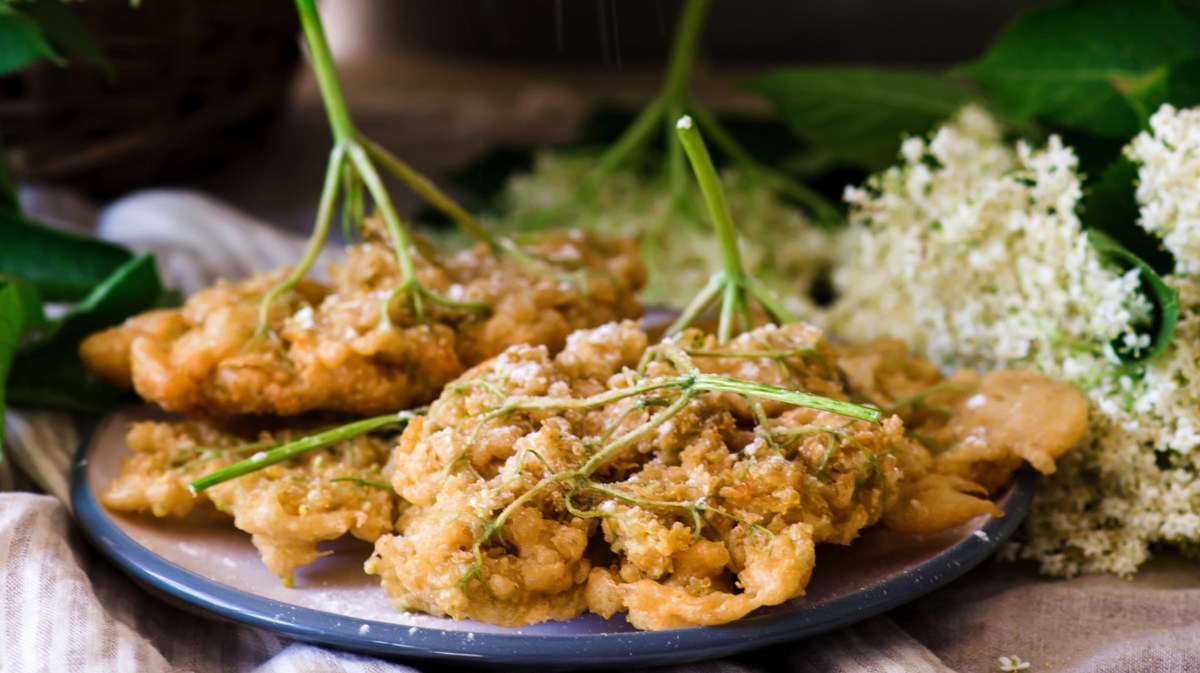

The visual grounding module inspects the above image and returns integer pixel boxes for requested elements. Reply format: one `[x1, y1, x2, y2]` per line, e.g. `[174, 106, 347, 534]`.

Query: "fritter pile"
[81, 229, 645, 417]
[366, 321, 1087, 629]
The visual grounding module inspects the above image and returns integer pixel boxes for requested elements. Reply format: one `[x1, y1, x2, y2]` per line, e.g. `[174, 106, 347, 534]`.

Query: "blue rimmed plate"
[72, 406, 1035, 670]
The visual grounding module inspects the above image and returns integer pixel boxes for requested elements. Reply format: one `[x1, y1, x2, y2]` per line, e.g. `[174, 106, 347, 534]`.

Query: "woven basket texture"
[0, 0, 300, 196]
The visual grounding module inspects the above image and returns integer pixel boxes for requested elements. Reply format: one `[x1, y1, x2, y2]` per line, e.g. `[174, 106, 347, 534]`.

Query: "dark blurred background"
[2, 0, 1046, 231]
[331, 0, 1045, 67]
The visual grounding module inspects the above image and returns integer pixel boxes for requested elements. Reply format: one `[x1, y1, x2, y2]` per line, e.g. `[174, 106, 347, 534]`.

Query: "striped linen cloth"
[0, 190, 963, 673]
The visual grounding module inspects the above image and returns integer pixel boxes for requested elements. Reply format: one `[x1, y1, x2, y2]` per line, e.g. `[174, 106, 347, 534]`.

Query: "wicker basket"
[0, 0, 300, 196]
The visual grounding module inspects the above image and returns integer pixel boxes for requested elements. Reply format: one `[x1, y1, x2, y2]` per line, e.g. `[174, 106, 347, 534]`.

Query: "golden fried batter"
[101, 419, 401, 584]
[368, 321, 1085, 629]
[836, 341, 1089, 534]
[81, 230, 645, 417]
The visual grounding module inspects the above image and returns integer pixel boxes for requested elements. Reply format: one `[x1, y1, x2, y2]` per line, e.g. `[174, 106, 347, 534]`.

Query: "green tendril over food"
[188, 410, 423, 493]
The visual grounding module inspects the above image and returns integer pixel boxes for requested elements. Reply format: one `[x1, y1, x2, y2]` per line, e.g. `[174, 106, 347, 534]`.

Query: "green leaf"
[961, 0, 1200, 139]
[0, 210, 133, 302]
[0, 3, 64, 76]
[0, 283, 21, 456]
[1115, 55, 1200, 128]
[21, 254, 162, 351]
[0, 273, 46, 339]
[746, 67, 978, 171]
[20, 0, 112, 77]
[1088, 230, 1179, 365]
[1083, 156, 1174, 275]
[7, 357, 134, 414]
[7, 255, 163, 416]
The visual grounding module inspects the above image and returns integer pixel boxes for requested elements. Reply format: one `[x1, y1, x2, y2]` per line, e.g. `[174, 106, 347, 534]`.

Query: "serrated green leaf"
[21, 0, 112, 77]
[1089, 230, 1179, 365]
[746, 67, 977, 171]
[961, 0, 1200, 139]
[0, 210, 133, 301]
[0, 3, 64, 75]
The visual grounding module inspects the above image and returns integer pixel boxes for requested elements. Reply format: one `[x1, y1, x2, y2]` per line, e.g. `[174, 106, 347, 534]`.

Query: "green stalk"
[347, 145, 418, 286]
[661, 0, 711, 109]
[486, 371, 879, 426]
[189, 410, 422, 493]
[676, 116, 744, 285]
[361, 138, 488, 243]
[686, 102, 840, 225]
[666, 116, 801, 342]
[665, 272, 723, 337]
[255, 144, 344, 335]
[296, 0, 355, 143]
[692, 374, 880, 423]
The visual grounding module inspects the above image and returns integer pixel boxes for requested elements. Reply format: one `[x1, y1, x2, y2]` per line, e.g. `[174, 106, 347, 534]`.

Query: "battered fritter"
[102, 418, 401, 585]
[367, 321, 1086, 629]
[80, 228, 645, 417]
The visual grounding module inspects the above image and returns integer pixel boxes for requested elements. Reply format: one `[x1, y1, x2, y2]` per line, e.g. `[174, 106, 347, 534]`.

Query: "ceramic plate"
[72, 406, 1035, 670]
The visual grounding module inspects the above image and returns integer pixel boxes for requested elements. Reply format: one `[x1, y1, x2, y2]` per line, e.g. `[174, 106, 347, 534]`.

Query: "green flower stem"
[578, 389, 696, 475]
[685, 102, 840, 225]
[666, 272, 723, 338]
[661, 0, 711, 110]
[347, 144, 417, 284]
[676, 116, 744, 285]
[744, 273, 798, 324]
[362, 137, 583, 285]
[189, 410, 422, 493]
[267, 0, 491, 331]
[684, 346, 816, 359]
[360, 137, 488, 243]
[256, 143, 345, 336]
[664, 116, 801, 342]
[296, 0, 355, 143]
[693, 374, 880, 423]
[489, 372, 879, 426]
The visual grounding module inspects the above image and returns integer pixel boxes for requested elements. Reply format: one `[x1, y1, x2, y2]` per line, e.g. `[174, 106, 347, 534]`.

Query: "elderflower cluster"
[827, 103, 1200, 577]
[489, 153, 838, 315]
[825, 105, 1149, 377]
[1018, 104, 1200, 576]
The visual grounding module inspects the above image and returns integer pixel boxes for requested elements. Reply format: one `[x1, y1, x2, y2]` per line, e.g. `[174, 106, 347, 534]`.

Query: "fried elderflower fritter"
[834, 339, 1089, 534]
[80, 229, 645, 417]
[367, 321, 1087, 630]
[102, 419, 401, 585]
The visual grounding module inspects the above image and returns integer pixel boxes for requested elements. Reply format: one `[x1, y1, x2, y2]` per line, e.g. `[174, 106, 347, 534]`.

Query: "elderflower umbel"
[1015, 104, 1200, 576]
[826, 105, 1148, 377]
[487, 152, 838, 314]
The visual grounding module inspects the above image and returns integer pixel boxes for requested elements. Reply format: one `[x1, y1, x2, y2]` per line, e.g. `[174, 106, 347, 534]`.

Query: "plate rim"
[70, 409, 1036, 669]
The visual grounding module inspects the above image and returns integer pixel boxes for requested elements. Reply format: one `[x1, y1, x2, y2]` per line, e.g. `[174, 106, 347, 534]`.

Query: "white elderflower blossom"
[826, 105, 1149, 378]
[1015, 104, 1200, 576]
[1129, 105, 1200, 276]
[487, 152, 838, 314]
